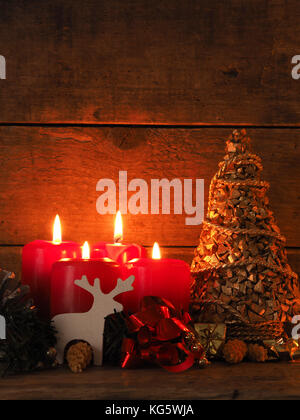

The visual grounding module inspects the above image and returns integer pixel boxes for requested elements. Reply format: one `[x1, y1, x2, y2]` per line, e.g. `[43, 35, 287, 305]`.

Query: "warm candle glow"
[114, 211, 123, 243]
[152, 242, 161, 259]
[53, 215, 62, 244]
[82, 241, 90, 259]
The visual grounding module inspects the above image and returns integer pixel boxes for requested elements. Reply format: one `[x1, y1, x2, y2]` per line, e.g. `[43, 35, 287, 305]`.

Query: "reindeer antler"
[109, 275, 135, 298]
[74, 275, 134, 298]
[74, 275, 100, 294]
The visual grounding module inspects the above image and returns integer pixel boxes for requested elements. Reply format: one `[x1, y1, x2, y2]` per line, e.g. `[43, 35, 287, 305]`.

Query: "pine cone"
[0, 269, 57, 374]
[247, 344, 268, 362]
[66, 342, 93, 373]
[223, 340, 247, 364]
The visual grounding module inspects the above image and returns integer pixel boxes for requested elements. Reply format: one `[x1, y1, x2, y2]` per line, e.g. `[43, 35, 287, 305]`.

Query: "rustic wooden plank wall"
[0, 127, 299, 245]
[0, 0, 299, 281]
[0, 0, 300, 125]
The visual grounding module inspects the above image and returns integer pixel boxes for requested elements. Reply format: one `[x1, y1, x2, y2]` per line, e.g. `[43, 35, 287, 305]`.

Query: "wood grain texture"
[0, 363, 300, 400]
[1, 246, 299, 283]
[0, 0, 300, 124]
[0, 127, 299, 246]
[0, 247, 21, 278]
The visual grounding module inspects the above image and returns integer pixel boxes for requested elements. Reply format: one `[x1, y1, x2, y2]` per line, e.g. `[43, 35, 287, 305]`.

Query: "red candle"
[22, 215, 81, 319]
[91, 211, 147, 263]
[51, 242, 136, 366]
[50, 242, 122, 317]
[119, 242, 191, 313]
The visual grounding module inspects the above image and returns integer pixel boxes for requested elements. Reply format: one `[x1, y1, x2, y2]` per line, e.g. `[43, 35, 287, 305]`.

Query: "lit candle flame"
[82, 241, 90, 259]
[114, 211, 123, 243]
[152, 242, 161, 259]
[53, 215, 62, 244]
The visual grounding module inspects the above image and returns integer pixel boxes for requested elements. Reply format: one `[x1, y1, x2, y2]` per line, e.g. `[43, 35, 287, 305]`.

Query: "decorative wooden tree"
[191, 130, 300, 325]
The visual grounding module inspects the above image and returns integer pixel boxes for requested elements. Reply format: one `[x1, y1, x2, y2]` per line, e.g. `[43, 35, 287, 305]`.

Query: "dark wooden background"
[0, 0, 299, 280]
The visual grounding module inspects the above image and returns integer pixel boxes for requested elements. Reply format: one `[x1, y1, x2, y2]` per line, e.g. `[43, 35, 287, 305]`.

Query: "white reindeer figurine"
[52, 274, 135, 366]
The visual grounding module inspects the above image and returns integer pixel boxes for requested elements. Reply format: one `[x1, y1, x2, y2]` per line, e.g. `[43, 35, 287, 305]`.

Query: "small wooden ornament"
[52, 274, 135, 366]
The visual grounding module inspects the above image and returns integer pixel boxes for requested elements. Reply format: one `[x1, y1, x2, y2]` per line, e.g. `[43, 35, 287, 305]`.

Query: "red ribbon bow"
[121, 296, 205, 372]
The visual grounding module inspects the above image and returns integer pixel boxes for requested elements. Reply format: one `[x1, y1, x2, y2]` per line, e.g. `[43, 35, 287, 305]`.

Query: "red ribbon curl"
[121, 296, 205, 372]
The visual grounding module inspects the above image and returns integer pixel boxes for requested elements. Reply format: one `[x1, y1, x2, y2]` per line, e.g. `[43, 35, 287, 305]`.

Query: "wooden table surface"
[0, 362, 299, 400]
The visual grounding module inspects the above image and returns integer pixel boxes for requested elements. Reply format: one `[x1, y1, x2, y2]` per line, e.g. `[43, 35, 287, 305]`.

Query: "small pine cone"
[223, 340, 247, 364]
[66, 342, 93, 373]
[248, 344, 268, 363]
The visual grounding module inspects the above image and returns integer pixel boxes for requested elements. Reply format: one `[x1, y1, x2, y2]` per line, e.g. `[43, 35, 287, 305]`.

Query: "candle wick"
[114, 235, 122, 244]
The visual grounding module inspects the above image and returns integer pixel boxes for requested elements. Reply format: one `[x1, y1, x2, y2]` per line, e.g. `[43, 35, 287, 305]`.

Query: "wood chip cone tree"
[191, 129, 300, 325]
